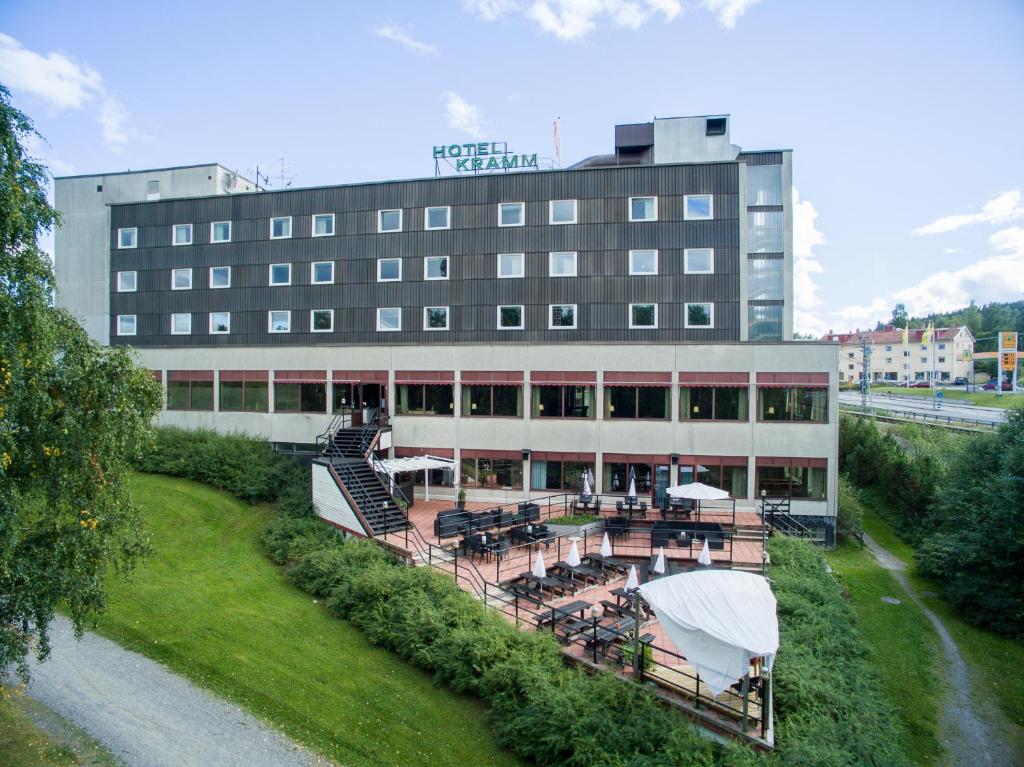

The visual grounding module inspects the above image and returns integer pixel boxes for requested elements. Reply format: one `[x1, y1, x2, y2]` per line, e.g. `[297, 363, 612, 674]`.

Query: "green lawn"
[825, 539, 945, 766]
[869, 386, 1024, 409]
[0, 695, 119, 767]
[92, 473, 521, 767]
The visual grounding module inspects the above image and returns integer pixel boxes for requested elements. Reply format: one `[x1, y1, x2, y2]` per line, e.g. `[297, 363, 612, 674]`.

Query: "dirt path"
[15, 617, 333, 767]
[862, 534, 1016, 767]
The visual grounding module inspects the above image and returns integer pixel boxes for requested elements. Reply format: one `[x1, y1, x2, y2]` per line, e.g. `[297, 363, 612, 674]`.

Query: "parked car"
[981, 380, 1013, 391]
[953, 377, 969, 385]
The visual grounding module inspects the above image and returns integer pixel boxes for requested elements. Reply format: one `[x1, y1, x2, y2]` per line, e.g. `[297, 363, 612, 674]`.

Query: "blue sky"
[2, 0, 1022, 335]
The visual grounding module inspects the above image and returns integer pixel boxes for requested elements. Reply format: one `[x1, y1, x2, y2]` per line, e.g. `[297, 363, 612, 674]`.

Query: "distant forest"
[877, 298, 1024, 355]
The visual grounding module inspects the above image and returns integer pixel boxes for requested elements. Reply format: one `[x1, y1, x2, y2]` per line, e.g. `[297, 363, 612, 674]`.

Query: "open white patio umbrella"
[566, 539, 582, 567]
[665, 482, 730, 501]
[532, 550, 547, 578]
[600, 532, 613, 558]
[698, 539, 712, 566]
[653, 546, 667, 575]
[625, 564, 640, 592]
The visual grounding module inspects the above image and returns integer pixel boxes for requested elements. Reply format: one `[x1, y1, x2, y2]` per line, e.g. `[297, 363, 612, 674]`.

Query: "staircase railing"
[759, 496, 822, 541]
[316, 412, 352, 459]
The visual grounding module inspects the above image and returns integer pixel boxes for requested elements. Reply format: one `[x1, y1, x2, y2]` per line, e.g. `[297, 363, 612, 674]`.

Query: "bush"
[837, 477, 865, 538]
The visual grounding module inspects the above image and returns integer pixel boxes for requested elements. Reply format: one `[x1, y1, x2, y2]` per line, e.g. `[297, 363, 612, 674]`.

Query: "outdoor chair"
[605, 517, 629, 538]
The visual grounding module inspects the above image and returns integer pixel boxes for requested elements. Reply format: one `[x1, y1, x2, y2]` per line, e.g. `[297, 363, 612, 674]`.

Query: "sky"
[1, 0, 1022, 336]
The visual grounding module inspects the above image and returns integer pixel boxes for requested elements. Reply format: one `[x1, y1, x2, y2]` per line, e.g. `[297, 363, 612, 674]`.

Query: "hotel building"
[821, 326, 974, 384]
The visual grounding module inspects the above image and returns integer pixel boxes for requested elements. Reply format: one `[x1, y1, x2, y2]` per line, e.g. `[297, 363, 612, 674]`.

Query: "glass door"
[654, 465, 670, 507]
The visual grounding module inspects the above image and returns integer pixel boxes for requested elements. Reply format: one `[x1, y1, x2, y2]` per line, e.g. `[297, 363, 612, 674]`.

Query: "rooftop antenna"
[274, 157, 294, 189]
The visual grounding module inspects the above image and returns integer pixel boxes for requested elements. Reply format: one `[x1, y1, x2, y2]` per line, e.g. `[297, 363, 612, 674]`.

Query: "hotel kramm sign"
[433, 141, 538, 173]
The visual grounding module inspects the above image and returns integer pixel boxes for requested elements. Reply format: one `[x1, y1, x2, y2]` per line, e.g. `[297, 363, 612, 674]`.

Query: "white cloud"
[700, 0, 761, 29]
[831, 298, 890, 329]
[0, 33, 132, 151]
[792, 187, 826, 333]
[22, 132, 75, 176]
[461, 0, 520, 21]
[912, 189, 1024, 236]
[443, 92, 483, 136]
[374, 24, 439, 56]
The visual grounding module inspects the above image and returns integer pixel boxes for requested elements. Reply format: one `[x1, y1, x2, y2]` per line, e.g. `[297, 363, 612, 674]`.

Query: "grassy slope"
[824, 540, 945, 766]
[868, 386, 1024, 408]
[92, 473, 521, 767]
[0, 696, 119, 767]
[860, 510, 1024, 760]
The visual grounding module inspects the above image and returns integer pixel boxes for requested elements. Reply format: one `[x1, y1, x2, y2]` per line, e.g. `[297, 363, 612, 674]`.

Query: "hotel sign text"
[433, 142, 538, 173]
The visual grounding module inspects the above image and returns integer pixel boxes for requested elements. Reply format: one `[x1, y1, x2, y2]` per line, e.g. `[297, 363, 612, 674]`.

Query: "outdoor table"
[610, 586, 641, 607]
[554, 561, 607, 584]
[519, 572, 574, 596]
[535, 599, 592, 625]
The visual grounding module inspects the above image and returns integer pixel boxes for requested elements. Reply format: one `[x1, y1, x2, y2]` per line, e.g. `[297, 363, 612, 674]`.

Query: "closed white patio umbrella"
[600, 532, 613, 558]
[567, 539, 582, 567]
[625, 564, 640, 592]
[627, 466, 637, 501]
[653, 546, 667, 575]
[532, 550, 547, 578]
[581, 473, 592, 498]
[698, 539, 712, 566]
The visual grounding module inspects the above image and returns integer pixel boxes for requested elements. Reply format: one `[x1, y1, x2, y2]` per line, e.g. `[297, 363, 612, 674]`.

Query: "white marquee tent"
[378, 455, 455, 500]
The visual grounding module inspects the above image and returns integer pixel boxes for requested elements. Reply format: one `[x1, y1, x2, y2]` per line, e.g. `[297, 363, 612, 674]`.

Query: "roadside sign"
[935, 390, 943, 410]
[1001, 351, 1017, 371]
[999, 331, 1018, 351]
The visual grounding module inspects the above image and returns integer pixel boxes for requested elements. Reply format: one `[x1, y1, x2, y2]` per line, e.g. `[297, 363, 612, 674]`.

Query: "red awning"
[531, 371, 597, 386]
[604, 371, 672, 387]
[394, 370, 455, 384]
[677, 455, 749, 467]
[530, 451, 596, 462]
[395, 446, 455, 459]
[603, 453, 672, 465]
[461, 370, 524, 384]
[274, 369, 326, 384]
[756, 372, 829, 388]
[220, 370, 268, 382]
[678, 372, 750, 387]
[461, 448, 523, 460]
[168, 370, 213, 382]
[332, 370, 388, 384]
[756, 457, 828, 468]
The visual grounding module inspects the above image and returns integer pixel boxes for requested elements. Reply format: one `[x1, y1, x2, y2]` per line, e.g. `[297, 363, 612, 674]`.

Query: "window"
[629, 196, 657, 222]
[746, 164, 783, 206]
[378, 209, 402, 232]
[462, 384, 523, 417]
[311, 261, 334, 284]
[117, 227, 137, 249]
[424, 256, 449, 280]
[531, 460, 594, 492]
[269, 263, 291, 286]
[425, 206, 450, 230]
[311, 309, 333, 333]
[532, 385, 594, 418]
[848, 352, 855, 358]
[938, 343, 946, 350]
[211, 221, 231, 243]
[171, 268, 192, 290]
[758, 387, 828, 422]
[629, 249, 658, 275]
[377, 258, 401, 282]
[498, 202, 524, 227]
[747, 258, 783, 300]
[886, 357, 893, 364]
[424, 306, 449, 331]
[938, 356, 946, 364]
[172, 224, 193, 246]
[549, 251, 577, 277]
[903, 350, 910, 357]
[680, 387, 748, 420]
[885, 345, 893, 352]
[549, 199, 577, 225]
[460, 457, 522, 490]
[748, 211, 783, 252]
[170, 313, 191, 335]
[274, 382, 326, 413]
[270, 216, 292, 239]
[684, 248, 714, 274]
[167, 378, 213, 411]
[605, 386, 670, 419]
[603, 462, 653, 496]
[396, 384, 454, 415]
[629, 303, 657, 329]
[680, 460, 747, 497]
[920, 357, 928, 363]
[219, 378, 268, 412]
[312, 214, 335, 237]
[706, 117, 727, 136]
[549, 304, 577, 329]
[685, 303, 714, 328]
[146, 180, 160, 200]
[209, 312, 231, 334]
[116, 271, 137, 292]
[748, 305, 783, 341]
[497, 252, 525, 278]
[117, 315, 136, 336]
[210, 266, 231, 289]
[920, 345, 928, 351]
[684, 195, 713, 220]
[497, 305, 524, 329]
[268, 310, 291, 333]
[377, 307, 401, 331]
[756, 463, 827, 500]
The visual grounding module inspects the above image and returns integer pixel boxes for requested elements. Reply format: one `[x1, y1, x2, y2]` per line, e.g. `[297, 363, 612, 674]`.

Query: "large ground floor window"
[679, 460, 748, 498]
[219, 380, 268, 412]
[531, 385, 594, 418]
[530, 460, 593, 492]
[167, 379, 213, 411]
[758, 386, 828, 422]
[603, 462, 653, 495]
[756, 463, 827, 499]
[679, 386, 748, 420]
[605, 386, 670, 419]
[396, 384, 454, 415]
[462, 384, 522, 417]
[460, 457, 523, 490]
[275, 382, 326, 413]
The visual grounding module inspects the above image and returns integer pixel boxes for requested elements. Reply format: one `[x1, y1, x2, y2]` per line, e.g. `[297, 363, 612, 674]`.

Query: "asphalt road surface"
[838, 391, 1008, 426]
[16, 617, 332, 767]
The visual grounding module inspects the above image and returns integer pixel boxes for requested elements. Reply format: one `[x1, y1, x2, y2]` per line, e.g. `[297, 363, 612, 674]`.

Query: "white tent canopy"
[665, 482, 730, 500]
[378, 455, 455, 501]
[638, 569, 778, 696]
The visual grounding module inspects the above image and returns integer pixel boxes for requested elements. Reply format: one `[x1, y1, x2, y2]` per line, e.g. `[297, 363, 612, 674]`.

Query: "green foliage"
[837, 477, 865, 537]
[0, 86, 162, 682]
[547, 514, 599, 525]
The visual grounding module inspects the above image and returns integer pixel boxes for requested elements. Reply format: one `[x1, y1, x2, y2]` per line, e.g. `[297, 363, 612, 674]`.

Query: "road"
[838, 391, 1008, 426]
[15, 617, 332, 767]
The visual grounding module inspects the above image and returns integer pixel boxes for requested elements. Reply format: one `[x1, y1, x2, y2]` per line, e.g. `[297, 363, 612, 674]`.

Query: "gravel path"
[862, 534, 1015, 767]
[16, 617, 333, 767]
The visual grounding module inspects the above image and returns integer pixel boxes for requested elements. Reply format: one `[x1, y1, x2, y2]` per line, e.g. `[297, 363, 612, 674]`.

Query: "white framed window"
[210, 312, 231, 334]
[885, 345, 893, 352]
[211, 221, 231, 243]
[498, 202, 525, 227]
[312, 213, 335, 237]
[629, 196, 658, 222]
[629, 303, 658, 329]
[269, 263, 291, 286]
[549, 199, 577, 225]
[685, 302, 714, 328]
[497, 305, 524, 330]
[549, 304, 577, 329]
[268, 310, 291, 333]
[117, 227, 137, 249]
[311, 309, 334, 333]
[311, 261, 334, 284]
[549, 251, 577, 277]
[117, 314, 137, 336]
[424, 256, 449, 281]
[684, 248, 714, 274]
[377, 307, 401, 331]
[424, 306, 449, 331]
[170, 313, 191, 335]
[377, 258, 402, 282]
[378, 209, 402, 232]
[116, 271, 137, 292]
[683, 195, 713, 220]
[209, 266, 231, 289]
[171, 268, 193, 290]
[497, 253, 525, 279]
[425, 206, 450, 230]
[172, 224, 193, 246]
[270, 216, 292, 239]
[920, 357, 928, 363]
[147, 180, 160, 200]
[628, 249, 658, 275]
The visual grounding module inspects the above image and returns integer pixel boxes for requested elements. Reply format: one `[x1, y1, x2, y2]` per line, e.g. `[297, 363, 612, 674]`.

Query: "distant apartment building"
[821, 326, 975, 383]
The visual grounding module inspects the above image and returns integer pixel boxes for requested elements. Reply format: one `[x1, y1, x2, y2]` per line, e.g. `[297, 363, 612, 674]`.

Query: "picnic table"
[554, 561, 608, 584]
[535, 599, 592, 626]
[519, 572, 575, 596]
[584, 617, 637, 657]
[584, 553, 629, 573]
